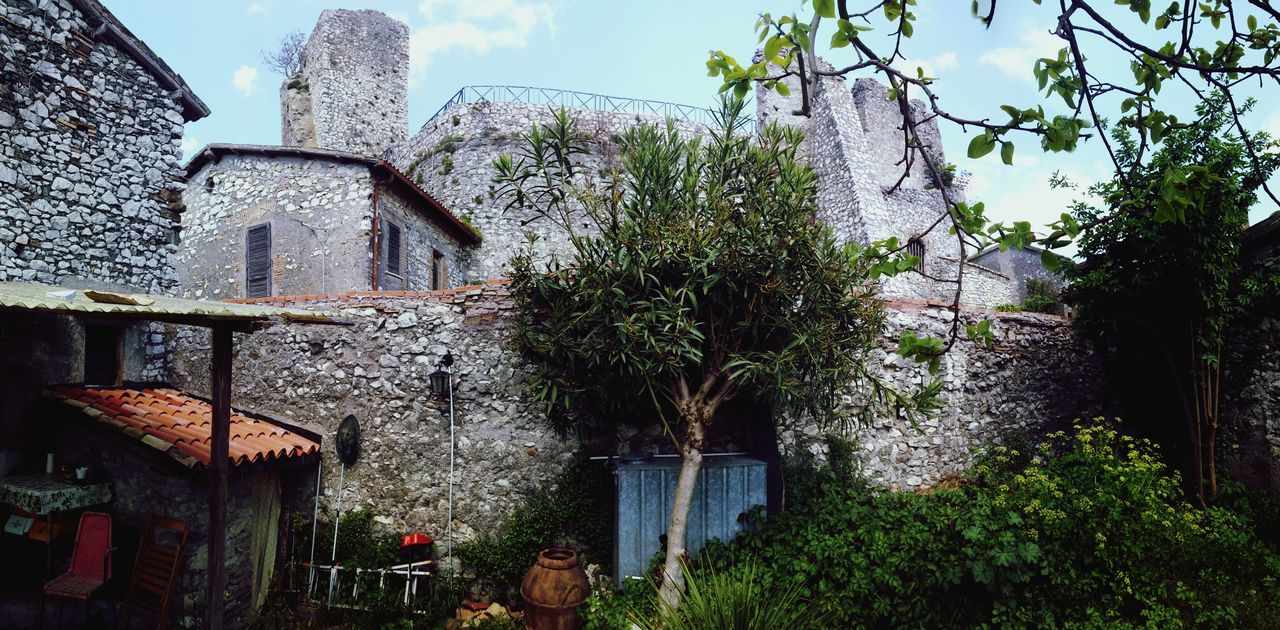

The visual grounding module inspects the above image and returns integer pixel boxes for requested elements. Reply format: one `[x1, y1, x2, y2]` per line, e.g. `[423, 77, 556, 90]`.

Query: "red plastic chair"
[40, 511, 113, 625]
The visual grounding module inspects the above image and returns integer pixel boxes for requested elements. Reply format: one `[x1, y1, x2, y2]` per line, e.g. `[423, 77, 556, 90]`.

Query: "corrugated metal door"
[614, 456, 766, 580]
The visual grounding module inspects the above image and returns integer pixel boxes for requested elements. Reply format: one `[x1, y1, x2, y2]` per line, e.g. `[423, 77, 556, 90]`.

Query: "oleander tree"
[1068, 94, 1280, 506]
[494, 100, 942, 609]
[707, 0, 1280, 355]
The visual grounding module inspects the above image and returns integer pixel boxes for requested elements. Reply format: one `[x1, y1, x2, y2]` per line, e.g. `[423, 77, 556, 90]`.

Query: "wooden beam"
[206, 325, 232, 629]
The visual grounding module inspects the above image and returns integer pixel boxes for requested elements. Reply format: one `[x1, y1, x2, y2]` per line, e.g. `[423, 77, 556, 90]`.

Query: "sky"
[103, 0, 1280, 235]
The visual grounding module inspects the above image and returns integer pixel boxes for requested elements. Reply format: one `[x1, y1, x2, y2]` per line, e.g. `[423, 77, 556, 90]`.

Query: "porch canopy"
[0, 282, 346, 629]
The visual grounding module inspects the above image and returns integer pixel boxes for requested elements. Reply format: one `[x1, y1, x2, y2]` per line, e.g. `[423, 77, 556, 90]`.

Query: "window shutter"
[386, 222, 402, 276]
[245, 223, 272, 298]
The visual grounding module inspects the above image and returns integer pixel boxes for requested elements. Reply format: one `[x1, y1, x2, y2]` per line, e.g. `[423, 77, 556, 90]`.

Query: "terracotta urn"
[520, 548, 590, 630]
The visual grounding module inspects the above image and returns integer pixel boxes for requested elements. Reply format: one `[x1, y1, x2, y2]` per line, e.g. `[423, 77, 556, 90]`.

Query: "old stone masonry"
[161, 6, 1119, 546]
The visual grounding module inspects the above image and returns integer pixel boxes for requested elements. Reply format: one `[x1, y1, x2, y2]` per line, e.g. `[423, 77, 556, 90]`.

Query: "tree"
[1068, 94, 1279, 506]
[707, 0, 1280, 354]
[494, 101, 938, 609]
[261, 31, 305, 77]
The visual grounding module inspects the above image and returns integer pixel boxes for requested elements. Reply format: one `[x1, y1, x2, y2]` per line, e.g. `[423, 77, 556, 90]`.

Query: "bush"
[700, 419, 1280, 628]
[1021, 277, 1062, 314]
[458, 462, 613, 599]
[631, 559, 830, 630]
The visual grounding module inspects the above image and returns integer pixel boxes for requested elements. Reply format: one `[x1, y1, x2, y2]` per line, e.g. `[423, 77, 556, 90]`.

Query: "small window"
[906, 238, 925, 272]
[245, 223, 272, 298]
[204, 176, 215, 192]
[386, 222, 403, 276]
[431, 250, 447, 291]
[84, 324, 122, 385]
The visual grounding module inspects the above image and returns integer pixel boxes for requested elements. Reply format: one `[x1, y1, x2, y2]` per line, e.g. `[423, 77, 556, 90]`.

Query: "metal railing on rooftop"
[422, 85, 755, 132]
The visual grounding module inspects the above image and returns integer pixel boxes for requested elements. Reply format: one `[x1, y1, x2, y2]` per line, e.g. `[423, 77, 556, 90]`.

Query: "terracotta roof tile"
[44, 386, 320, 469]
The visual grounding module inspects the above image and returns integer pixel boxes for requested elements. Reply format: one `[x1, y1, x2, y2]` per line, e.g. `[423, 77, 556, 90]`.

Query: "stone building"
[0, 2, 338, 627]
[0, 0, 208, 451]
[970, 244, 1065, 305]
[180, 144, 480, 301]
[281, 9, 408, 157]
[0, 0, 205, 294]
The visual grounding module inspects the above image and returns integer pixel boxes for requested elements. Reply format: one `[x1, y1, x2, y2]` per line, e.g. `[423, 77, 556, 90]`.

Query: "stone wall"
[785, 299, 1108, 489]
[1222, 315, 1280, 499]
[388, 102, 708, 281]
[0, 0, 187, 294]
[168, 283, 1105, 540]
[180, 155, 375, 300]
[286, 9, 408, 157]
[168, 282, 580, 545]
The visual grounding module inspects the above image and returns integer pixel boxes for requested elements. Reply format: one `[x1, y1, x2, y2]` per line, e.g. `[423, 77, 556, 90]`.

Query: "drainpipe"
[370, 184, 381, 291]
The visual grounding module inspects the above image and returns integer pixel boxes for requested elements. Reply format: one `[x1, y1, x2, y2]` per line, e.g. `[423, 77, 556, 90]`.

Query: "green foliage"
[583, 580, 655, 630]
[630, 559, 831, 630]
[439, 154, 455, 176]
[497, 100, 934, 436]
[285, 78, 308, 92]
[699, 419, 1280, 628]
[1020, 278, 1062, 314]
[1069, 94, 1280, 500]
[457, 462, 613, 599]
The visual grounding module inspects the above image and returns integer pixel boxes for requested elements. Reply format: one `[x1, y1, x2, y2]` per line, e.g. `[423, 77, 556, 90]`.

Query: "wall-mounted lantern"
[429, 352, 454, 400]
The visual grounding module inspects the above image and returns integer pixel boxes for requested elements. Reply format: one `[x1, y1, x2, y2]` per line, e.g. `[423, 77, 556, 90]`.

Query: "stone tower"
[280, 9, 409, 157]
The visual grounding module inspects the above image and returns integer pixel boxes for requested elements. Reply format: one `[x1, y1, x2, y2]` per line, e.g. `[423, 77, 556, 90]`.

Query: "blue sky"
[104, 0, 1280, 232]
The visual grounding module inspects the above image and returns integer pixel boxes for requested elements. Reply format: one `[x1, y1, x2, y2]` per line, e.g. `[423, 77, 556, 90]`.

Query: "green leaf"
[764, 36, 784, 61]
[1000, 141, 1015, 166]
[967, 133, 996, 159]
[813, 0, 836, 18]
[1040, 249, 1062, 273]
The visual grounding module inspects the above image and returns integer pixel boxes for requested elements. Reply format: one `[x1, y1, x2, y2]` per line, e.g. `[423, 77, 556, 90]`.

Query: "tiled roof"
[44, 386, 320, 469]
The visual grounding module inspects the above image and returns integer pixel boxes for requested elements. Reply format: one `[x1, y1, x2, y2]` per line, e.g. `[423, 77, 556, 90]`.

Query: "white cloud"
[408, 0, 557, 85]
[245, 2, 266, 16]
[232, 65, 259, 97]
[892, 51, 957, 81]
[180, 136, 199, 155]
[979, 27, 1064, 81]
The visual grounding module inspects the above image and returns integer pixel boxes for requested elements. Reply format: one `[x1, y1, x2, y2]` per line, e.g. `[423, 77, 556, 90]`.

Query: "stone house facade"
[0, 0, 206, 295]
[179, 144, 480, 301]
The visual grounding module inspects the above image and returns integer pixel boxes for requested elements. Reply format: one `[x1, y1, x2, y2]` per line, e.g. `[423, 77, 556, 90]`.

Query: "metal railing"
[422, 85, 754, 132]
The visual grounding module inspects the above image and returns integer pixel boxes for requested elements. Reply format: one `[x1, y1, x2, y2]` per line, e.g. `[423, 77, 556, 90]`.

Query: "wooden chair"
[121, 516, 187, 629]
[40, 511, 113, 627]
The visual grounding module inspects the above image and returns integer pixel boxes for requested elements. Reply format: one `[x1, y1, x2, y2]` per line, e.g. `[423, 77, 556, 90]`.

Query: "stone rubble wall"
[1222, 315, 1280, 499]
[287, 9, 408, 157]
[388, 102, 708, 281]
[784, 299, 1108, 489]
[0, 0, 185, 295]
[168, 282, 580, 544]
[168, 283, 1104, 539]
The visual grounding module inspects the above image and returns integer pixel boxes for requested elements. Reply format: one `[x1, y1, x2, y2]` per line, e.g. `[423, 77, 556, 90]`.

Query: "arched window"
[906, 237, 926, 272]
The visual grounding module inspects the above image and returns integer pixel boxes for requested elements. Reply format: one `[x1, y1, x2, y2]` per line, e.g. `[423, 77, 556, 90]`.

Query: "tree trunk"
[657, 419, 706, 611]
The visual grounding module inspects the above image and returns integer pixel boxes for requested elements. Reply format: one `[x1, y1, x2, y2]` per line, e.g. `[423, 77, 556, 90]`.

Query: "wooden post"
[206, 325, 233, 629]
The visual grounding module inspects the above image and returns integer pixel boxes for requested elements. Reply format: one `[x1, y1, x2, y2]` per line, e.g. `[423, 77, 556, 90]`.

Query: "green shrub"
[1021, 277, 1062, 314]
[458, 462, 613, 599]
[701, 419, 1280, 628]
[630, 559, 830, 630]
[583, 579, 654, 630]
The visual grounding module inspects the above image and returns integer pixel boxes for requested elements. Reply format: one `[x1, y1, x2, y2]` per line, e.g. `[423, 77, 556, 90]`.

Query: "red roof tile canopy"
[45, 386, 320, 469]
